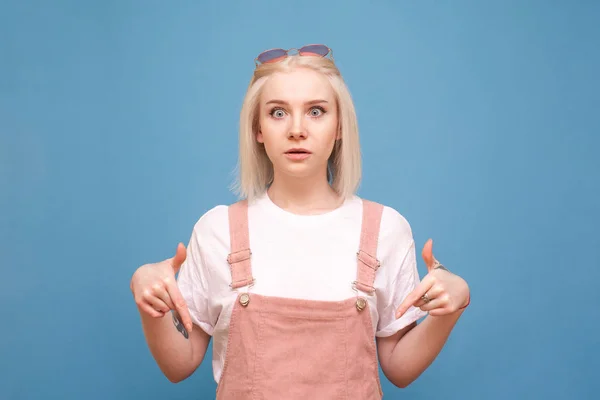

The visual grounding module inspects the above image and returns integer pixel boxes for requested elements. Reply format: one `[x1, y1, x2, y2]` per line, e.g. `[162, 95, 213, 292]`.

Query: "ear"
[336, 126, 342, 140]
[256, 128, 264, 143]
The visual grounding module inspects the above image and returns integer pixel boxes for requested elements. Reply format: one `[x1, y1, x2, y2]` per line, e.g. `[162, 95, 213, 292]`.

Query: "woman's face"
[257, 68, 339, 181]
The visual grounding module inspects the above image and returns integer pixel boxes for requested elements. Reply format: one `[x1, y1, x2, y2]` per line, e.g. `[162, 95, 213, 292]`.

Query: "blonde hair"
[231, 55, 361, 202]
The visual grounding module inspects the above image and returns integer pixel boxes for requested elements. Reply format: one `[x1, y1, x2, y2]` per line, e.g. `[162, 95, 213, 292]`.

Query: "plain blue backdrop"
[1, 1, 599, 399]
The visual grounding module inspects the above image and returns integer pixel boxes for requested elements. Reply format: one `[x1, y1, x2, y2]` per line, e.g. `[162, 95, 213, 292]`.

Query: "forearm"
[138, 308, 196, 382]
[385, 310, 464, 387]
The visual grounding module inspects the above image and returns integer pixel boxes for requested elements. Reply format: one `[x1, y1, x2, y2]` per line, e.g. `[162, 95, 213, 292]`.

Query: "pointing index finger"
[395, 277, 434, 319]
[166, 280, 193, 334]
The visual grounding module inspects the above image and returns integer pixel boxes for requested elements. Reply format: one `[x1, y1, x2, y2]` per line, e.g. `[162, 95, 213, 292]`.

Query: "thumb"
[421, 238, 436, 271]
[171, 243, 187, 273]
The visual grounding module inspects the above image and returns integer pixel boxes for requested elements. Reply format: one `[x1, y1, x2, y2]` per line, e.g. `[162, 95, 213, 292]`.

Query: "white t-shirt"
[177, 193, 428, 383]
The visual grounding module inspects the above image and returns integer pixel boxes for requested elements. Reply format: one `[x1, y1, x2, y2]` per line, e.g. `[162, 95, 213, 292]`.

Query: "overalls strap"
[354, 200, 384, 294]
[227, 200, 254, 289]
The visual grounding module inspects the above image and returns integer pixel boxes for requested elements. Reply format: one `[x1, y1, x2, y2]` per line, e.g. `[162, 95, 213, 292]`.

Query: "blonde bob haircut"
[232, 54, 362, 202]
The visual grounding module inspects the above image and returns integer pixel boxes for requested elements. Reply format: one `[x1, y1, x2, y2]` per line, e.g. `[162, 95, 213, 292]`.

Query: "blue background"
[2, 1, 599, 399]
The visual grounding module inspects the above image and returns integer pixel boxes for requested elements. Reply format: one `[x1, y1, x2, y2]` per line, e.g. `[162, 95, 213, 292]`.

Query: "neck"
[267, 171, 343, 215]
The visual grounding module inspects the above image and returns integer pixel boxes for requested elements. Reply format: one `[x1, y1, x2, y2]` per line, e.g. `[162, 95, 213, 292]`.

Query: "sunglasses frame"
[254, 44, 334, 67]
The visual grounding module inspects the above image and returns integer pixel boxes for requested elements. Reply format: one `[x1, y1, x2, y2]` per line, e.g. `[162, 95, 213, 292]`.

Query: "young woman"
[130, 44, 470, 399]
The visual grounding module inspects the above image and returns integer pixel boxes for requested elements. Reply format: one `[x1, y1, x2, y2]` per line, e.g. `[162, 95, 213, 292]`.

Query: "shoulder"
[359, 197, 414, 248]
[381, 204, 413, 242]
[191, 204, 229, 235]
[188, 200, 253, 253]
[190, 199, 256, 238]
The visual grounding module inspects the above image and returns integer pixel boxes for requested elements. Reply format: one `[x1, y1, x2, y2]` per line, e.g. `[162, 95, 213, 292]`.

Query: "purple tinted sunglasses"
[254, 44, 333, 66]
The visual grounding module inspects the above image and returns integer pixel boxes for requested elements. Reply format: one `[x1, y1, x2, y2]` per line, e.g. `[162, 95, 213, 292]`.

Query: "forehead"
[260, 68, 334, 103]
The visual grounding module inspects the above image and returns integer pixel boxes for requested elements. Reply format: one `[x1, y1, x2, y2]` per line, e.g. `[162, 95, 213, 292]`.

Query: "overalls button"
[356, 297, 367, 311]
[239, 293, 250, 307]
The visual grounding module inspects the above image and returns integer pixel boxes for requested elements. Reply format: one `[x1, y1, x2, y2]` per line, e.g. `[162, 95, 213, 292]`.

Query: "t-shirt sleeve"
[375, 207, 428, 337]
[176, 220, 216, 336]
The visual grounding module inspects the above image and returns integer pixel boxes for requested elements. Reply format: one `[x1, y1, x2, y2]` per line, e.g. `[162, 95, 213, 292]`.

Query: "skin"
[377, 239, 470, 388]
[257, 67, 343, 215]
[130, 66, 470, 387]
[130, 243, 210, 383]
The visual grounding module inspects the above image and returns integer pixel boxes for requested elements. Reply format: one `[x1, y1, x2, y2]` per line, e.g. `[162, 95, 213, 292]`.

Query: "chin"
[273, 163, 313, 178]
[271, 155, 328, 179]
[283, 167, 313, 179]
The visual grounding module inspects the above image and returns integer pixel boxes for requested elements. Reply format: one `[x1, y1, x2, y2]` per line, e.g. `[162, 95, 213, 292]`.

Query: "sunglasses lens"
[257, 49, 288, 64]
[299, 45, 330, 57]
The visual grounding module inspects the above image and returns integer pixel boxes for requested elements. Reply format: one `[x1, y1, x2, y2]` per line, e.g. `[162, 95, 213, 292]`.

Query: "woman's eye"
[271, 109, 286, 118]
[309, 107, 324, 117]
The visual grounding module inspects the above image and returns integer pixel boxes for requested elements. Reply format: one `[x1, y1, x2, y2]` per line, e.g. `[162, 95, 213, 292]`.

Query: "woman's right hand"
[130, 243, 193, 333]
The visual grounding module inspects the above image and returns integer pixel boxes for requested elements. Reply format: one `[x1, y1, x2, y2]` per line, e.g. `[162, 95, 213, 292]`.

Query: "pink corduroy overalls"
[216, 199, 385, 399]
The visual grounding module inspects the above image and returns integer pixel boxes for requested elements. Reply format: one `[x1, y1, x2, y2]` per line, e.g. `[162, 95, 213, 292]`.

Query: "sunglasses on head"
[254, 44, 333, 66]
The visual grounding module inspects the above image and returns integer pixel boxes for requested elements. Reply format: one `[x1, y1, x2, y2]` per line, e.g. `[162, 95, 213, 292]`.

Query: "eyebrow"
[265, 99, 329, 106]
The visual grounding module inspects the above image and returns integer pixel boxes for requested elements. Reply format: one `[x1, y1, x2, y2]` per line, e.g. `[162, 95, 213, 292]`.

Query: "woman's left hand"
[396, 239, 470, 318]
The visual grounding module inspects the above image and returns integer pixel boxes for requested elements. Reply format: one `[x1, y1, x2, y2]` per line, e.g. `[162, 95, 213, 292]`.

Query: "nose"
[288, 114, 307, 139]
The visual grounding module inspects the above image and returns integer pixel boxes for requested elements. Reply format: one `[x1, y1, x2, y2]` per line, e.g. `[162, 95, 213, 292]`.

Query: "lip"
[284, 148, 311, 161]
[285, 148, 312, 154]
